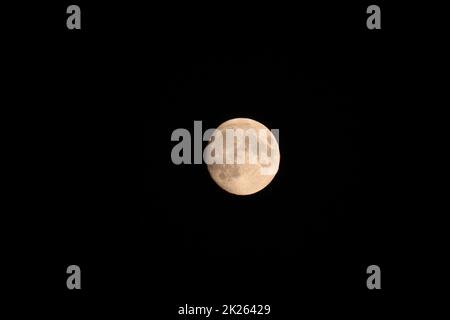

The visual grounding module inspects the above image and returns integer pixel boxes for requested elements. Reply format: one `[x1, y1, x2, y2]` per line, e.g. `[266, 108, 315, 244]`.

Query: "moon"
[206, 118, 280, 195]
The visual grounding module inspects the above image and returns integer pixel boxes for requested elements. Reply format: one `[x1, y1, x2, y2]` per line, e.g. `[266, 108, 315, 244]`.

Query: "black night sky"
[10, 1, 420, 318]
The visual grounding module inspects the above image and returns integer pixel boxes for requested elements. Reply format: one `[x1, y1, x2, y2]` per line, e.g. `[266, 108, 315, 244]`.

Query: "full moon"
[206, 118, 280, 195]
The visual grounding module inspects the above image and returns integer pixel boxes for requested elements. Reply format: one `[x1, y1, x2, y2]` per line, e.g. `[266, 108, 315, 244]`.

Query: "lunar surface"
[206, 118, 280, 195]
